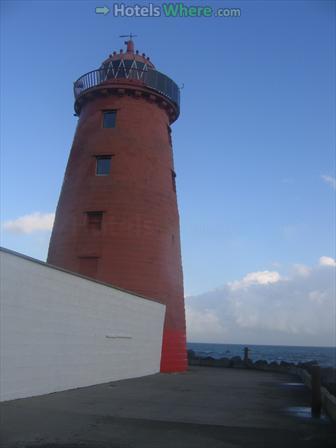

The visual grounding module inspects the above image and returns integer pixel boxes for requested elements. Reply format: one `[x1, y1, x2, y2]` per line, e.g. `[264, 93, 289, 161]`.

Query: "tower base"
[160, 327, 187, 373]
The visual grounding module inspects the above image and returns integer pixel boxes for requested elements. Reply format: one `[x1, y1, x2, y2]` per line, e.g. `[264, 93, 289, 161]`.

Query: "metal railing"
[74, 68, 180, 110]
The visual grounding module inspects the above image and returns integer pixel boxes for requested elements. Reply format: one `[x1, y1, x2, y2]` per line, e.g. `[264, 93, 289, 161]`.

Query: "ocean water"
[187, 342, 336, 368]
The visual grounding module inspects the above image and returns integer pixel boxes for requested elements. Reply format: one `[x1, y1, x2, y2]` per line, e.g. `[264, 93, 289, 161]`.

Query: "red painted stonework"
[47, 43, 187, 372]
[160, 328, 187, 372]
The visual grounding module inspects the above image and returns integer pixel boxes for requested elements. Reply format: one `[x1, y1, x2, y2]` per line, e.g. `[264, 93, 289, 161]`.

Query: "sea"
[187, 342, 336, 368]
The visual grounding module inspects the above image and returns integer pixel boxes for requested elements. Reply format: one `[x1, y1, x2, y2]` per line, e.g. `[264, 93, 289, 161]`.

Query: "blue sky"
[1, 1, 335, 345]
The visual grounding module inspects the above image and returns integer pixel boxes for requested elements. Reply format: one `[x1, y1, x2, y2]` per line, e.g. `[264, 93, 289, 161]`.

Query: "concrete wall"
[0, 248, 166, 402]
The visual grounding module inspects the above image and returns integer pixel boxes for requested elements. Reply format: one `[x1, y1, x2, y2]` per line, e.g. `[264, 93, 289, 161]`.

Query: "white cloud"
[186, 259, 335, 346]
[293, 264, 311, 277]
[229, 270, 282, 290]
[322, 175, 336, 190]
[186, 307, 225, 342]
[319, 256, 336, 267]
[3, 212, 55, 234]
[309, 290, 328, 305]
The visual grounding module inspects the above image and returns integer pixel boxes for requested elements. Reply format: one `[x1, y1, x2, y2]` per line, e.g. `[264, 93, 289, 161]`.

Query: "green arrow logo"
[95, 6, 110, 15]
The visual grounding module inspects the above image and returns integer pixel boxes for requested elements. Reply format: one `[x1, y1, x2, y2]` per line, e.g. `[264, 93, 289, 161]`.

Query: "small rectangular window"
[167, 125, 172, 146]
[86, 211, 103, 230]
[103, 110, 116, 128]
[96, 156, 111, 176]
[171, 170, 176, 193]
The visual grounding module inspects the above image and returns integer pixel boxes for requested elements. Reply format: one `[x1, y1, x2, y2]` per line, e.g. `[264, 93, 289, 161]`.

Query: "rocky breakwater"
[187, 349, 309, 372]
[187, 349, 336, 423]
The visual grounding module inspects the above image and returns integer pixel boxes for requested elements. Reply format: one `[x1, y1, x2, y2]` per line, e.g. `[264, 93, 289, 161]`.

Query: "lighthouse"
[47, 38, 187, 372]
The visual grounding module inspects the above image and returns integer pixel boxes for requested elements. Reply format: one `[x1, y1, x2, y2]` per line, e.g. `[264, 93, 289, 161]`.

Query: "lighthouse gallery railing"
[74, 68, 180, 109]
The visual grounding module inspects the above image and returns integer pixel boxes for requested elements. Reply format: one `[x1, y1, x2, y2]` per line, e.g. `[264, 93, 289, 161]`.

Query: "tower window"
[167, 125, 172, 146]
[86, 211, 103, 230]
[96, 156, 111, 176]
[171, 170, 176, 193]
[103, 110, 116, 128]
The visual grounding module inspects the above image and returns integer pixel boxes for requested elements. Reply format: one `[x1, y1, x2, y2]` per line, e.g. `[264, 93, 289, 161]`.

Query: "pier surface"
[1, 366, 335, 447]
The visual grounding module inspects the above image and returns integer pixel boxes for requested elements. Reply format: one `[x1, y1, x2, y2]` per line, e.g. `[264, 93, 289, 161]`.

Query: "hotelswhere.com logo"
[95, 3, 242, 18]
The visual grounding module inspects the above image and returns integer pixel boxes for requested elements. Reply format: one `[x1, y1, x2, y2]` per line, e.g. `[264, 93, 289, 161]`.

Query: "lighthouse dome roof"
[100, 40, 155, 72]
[73, 39, 180, 120]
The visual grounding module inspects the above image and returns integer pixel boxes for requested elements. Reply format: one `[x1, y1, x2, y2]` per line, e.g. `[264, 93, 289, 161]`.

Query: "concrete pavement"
[1, 366, 335, 447]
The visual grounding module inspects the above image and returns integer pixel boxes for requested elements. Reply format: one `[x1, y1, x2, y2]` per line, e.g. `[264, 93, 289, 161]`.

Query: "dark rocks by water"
[254, 360, 268, 369]
[297, 360, 319, 372]
[187, 349, 335, 392]
[200, 356, 217, 367]
[230, 356, 244, 368]
[187, 349, 195, 359]
[187, 350, 200, 366]
[268, 361, 280, 371]
[280, 361, 292, 368]
[214, 357, 231, 367]
[187, 348, 336, 422]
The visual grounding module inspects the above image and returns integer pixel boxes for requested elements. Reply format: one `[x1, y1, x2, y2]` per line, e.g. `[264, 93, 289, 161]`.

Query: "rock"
[200, 356, 216, 367]
[244, 359, 254, 369]
[279, 361, 295, 372]
[268, 361, 281, 371]
[231, 356, 242, 363]
[280, 361, 291, 368]
[297, 360, 318, 373]
[254, 360, 269, 370]
[188, 357, 200, 366]
[230, 356, 244, 368]
[187, 349, 196, 359]
[215, 357, 231, 368]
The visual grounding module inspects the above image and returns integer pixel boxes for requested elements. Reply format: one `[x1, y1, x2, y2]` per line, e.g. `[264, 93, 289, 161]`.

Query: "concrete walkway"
[1, 367, 335, 447]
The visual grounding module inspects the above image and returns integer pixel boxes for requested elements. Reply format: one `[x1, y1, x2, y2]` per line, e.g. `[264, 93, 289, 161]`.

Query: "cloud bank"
[186, 257, 336, 347]
[319, 256, 336, 267]
[3, 212, 55, 234]
[322, 175, 336, 190]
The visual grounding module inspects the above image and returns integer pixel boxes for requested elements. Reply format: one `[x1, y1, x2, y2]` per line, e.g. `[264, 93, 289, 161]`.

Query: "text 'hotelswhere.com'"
[95, 3, 242, 18]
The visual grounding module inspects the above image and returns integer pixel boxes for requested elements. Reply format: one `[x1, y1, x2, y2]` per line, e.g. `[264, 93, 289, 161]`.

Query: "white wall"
[0, 249, 165, 401]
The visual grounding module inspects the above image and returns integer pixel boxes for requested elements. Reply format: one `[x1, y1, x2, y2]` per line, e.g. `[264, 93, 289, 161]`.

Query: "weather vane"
[119, 33, 138, 41]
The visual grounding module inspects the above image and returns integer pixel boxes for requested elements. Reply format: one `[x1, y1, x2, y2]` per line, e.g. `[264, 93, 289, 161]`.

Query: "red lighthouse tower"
[47, 38, 187, 372]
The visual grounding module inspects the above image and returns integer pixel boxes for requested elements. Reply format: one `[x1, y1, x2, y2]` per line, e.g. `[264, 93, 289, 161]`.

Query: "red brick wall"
[48, 93, 187, 372]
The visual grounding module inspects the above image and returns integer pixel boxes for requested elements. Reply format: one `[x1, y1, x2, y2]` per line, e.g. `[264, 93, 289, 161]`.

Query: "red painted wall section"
[48, 90, 187, 372]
